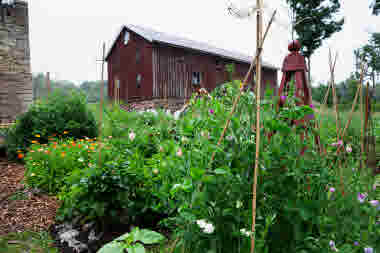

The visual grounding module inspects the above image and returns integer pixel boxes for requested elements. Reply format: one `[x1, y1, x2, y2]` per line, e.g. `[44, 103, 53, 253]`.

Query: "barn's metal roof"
[106, 24, 278, 70]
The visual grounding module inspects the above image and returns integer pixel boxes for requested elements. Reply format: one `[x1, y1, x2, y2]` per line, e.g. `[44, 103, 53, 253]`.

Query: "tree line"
[32, 73, 108, 103]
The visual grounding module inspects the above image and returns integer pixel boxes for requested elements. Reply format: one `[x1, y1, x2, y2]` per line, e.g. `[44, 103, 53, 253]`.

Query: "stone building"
[0, 0, 32, 123]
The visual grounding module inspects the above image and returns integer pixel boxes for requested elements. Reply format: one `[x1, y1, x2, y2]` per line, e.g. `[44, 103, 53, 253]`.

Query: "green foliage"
[371, 0, 380, 15]
[32, 72, 108, 103]
[0, 231, 58, 253]
[24, 81, 379, 252]
[24, 137, 103, 193]
[98, 227, 165, 253]
[285, 0, 344, 59]
[6, 90, 98, 160]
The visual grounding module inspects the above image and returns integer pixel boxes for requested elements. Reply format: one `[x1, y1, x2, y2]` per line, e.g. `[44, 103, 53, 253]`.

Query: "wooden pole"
[328, 49, 340, 140]
[99, 43, 106, 164]
[251, 1, 262, 252]
[208, 9, 277, 165]
[360, 68, 364, 169]
[46, 72, 51, 98]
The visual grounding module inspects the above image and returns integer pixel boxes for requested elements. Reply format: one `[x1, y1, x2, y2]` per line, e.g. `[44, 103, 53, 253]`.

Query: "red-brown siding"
[107, 28, 277, 102]
[107, 28, 153, 102]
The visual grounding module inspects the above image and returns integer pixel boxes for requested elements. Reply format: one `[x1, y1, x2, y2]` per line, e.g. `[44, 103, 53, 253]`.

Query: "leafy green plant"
[97, 227, 165, 253]
[24, 137, 107, 193]
[6, 89, 98, 160]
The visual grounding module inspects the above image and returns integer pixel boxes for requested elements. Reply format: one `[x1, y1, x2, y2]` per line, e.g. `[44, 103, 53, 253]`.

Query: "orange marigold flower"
[45, 150, 50, 154]
[90, 146, 95, 150]
[77, 144, 82, 148]
[17, 153, 24, 159]
[61, 152, 66, 157]
[63, 131, 68, 134]
[52, 133, 57, 136]
[31, 140, 38, 144]
[53, 142, 58, 145]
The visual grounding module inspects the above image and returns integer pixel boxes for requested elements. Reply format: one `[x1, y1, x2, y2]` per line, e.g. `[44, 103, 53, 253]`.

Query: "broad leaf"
[127, 243, 145, 253]
[131, 228, 165, 244]
[97, 241, 124, 253]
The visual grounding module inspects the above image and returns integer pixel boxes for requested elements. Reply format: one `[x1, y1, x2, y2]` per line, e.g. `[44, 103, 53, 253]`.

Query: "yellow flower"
[63, 131, 68, 134]
[30, 173, 35, 177]
[35, 134, 41, 138]
[31, 140, 38, 144]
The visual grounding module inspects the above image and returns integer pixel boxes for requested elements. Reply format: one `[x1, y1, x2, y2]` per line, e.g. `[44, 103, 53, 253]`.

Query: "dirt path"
[0, 158, 59, 236]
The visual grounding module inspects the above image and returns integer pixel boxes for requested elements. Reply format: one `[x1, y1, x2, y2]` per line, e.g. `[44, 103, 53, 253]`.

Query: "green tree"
[354, 33, 380, 90]
[371, 0, 380, 15]
[285, 0, 344, 84]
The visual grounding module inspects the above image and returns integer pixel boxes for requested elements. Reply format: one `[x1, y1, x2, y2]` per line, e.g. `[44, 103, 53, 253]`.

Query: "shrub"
[6, 90, 98, 160]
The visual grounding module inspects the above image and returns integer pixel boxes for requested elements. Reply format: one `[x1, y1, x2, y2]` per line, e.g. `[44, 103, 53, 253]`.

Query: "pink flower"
[209, 109, 215, 115]
[176, 148, 183, 157]
[357, 192, 367, 203]
[129, 132, 136, 141]
[331, 140, 343, 147]
[310, 104, 315, 108]
[346, 145, 352, 153]
[329, 240, 338, 252]
[280, 95, 286, 102]
[329, 187, 336, 193]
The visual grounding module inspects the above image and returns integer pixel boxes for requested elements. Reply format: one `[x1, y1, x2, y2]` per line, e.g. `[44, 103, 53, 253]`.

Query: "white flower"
[346, 145, 352, 153]
[240, 228, 252, 237]
[236, 200, 243, 209]
[78, 157, 84, 162]
[203, 223, 215, 234]
[173, 111, 181, 120]
[159, 146, 164, 152]
[196, 219, 215, 234]
[226, 135, 233, 141]
[196, 219, 207, 228]
[129, 132, 136, 141]
[181, 136, 189, 143]
[153, 169, 159, 175]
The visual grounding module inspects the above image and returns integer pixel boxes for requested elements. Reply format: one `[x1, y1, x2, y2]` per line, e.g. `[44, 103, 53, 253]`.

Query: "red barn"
[105, 24, 278, 104]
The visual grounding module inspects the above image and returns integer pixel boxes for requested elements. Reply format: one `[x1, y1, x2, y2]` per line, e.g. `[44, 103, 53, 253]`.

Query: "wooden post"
[99, 43, 106, 164]
[46, 72, 51, 98]
[251, 0, 262, 252]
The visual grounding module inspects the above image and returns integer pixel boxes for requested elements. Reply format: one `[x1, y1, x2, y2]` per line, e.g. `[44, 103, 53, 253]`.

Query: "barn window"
[192, 72, 202, 85]
[137, 74, 142, 88]
[124, 31, 130, 45]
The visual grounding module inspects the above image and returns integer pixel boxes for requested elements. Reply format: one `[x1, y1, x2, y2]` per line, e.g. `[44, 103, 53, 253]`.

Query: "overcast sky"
[28, 0, 380, 86]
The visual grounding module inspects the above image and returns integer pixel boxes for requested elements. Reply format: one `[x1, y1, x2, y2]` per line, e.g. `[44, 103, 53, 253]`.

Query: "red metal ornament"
[276, 40, 319, 155]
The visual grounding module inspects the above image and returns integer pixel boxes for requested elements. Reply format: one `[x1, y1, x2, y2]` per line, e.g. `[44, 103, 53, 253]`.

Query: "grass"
[0, 231, 59, 253]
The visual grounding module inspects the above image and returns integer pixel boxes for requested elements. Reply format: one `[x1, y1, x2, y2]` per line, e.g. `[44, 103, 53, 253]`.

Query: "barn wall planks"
[107, 28, 153, 102]
[107, 27, 278, 103]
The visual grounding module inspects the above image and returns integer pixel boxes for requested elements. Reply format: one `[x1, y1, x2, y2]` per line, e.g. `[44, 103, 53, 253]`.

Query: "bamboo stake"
[99, 43, 106, 164]
[46, 72, 51, 99]
[336, 63, 366, 154]
[360, 74, 365, 169]
[328, 49, 340, 140]
[251, 0, 263, 252]
[208, 9, 277, 165]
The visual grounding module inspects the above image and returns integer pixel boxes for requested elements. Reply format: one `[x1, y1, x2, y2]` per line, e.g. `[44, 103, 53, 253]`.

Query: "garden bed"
[0, 158, 59, 236]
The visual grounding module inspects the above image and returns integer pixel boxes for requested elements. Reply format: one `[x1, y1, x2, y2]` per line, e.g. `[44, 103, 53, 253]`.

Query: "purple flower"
[364, 247, 373, 253]
[329, 187, 336, 193]
[209, 109, 215, 115]
[310, 104, 315, 108]
[369, 200, 379, 207]
[331, 140, 343, 147]
[354, 241, 359, 246]
[357, 193, 367, 203]
[306, 114, 315, 120]
[280, 95, 286, 102]
[329, 240, 338, 252]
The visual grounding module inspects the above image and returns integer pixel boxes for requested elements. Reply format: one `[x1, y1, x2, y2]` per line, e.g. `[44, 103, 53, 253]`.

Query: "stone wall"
[0, 0, 32, 123]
